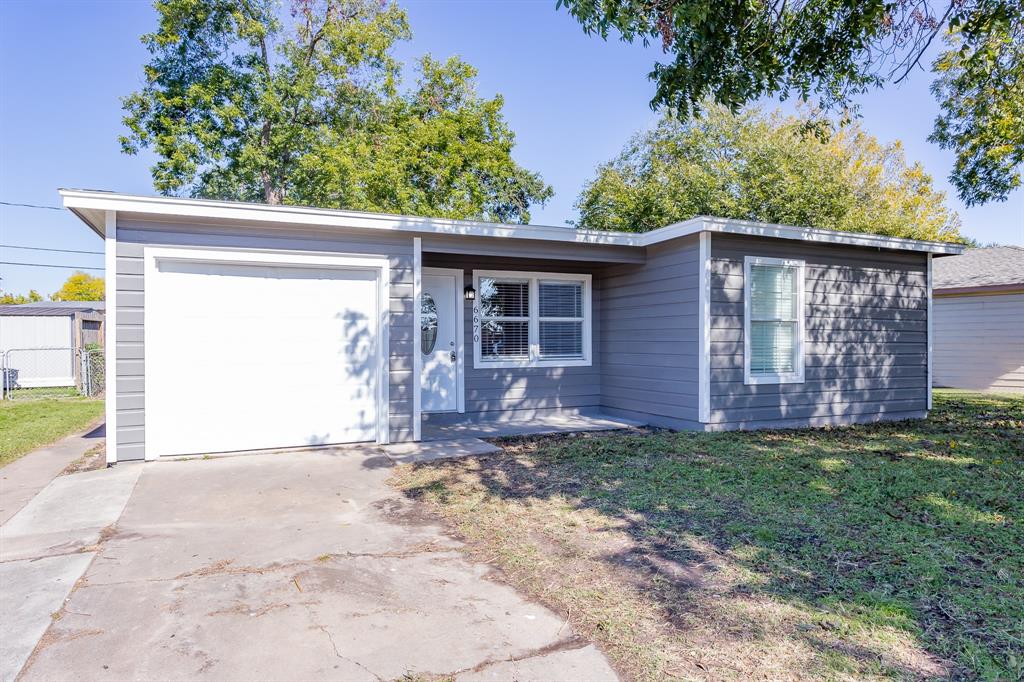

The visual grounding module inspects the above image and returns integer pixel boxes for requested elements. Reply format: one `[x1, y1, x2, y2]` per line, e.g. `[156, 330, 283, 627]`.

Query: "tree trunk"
[263, 173, 282, 205]
[259, 119, 280, 205]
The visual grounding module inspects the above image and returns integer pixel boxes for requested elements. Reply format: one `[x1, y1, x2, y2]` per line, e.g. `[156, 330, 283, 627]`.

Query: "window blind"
[474, 272, 591, 366]
[479, 278, 530, 360]
[538, 280, 584, 358]
[748, 263, 800, 376]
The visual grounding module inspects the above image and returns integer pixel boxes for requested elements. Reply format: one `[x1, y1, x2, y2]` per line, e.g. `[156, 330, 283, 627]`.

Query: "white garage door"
[146, 254, 382, 457]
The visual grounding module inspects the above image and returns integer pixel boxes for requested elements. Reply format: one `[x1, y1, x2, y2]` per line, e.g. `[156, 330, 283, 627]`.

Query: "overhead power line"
[1, 244, 103, 255]
[0, 261, 103, 271]
[0, 201, 64, 211]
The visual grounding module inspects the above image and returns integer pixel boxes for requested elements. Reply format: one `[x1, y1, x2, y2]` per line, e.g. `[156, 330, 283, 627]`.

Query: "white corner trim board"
[104, 211, 117, 464]
[142, 245, 391, 457]
[927, 253, 933, 410]
[698, 232, 711, 423]
[61, 189, 965, 255]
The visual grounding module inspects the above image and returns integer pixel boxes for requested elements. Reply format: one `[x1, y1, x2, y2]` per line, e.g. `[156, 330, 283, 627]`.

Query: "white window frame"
[473, 270, 592, 369]
[743, 256, 806, 385]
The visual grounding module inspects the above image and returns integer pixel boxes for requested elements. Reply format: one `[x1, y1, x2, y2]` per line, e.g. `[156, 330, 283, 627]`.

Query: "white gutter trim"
[59, 189, 966, 255]
[59, 189, 639, 247]
[651, 216, 964, 255]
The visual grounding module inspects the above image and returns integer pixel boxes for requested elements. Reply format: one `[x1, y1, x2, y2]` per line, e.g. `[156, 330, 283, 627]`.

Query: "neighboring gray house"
[0, 300, 105, 388]
[932, 246, 1024, 393]
[60, 189, 963, 463]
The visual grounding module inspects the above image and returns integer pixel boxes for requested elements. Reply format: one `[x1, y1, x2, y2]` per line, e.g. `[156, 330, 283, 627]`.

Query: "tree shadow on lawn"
[393, 393, 1024, 680]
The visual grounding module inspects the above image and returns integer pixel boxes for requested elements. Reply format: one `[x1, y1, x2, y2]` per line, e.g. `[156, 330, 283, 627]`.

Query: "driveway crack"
[300, 601, 383, 681]
[419, 635, 592, 679]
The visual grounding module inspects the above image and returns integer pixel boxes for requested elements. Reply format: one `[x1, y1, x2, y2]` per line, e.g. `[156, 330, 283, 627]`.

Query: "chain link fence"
[1, 347, 105, 400]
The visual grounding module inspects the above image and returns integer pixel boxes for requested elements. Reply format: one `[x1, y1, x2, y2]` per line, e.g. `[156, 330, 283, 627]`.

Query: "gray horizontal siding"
[598, 234, 701, 429]
[422, 254, 603, 420]
[420, 233, 644, 264]
[113, 221, 415, 461]
[933, 292, 1024, 393]
[708, 233, 930, 429]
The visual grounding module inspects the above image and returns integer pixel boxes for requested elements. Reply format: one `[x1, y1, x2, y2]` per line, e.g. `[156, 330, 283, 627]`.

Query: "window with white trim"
[744, 257, 805, 384]
[474, 271, 591, 368]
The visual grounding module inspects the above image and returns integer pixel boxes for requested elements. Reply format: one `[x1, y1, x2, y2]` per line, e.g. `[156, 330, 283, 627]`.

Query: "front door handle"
[450, 350, 457, 362]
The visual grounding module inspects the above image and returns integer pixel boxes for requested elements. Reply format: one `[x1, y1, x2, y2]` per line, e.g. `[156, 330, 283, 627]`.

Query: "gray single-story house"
[932, 246, 1023, 393]
[60, 189, 963, 464]
[0, 300, 105, 388]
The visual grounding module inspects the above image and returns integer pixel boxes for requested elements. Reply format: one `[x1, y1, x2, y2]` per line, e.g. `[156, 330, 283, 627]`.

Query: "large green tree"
[557, 0, 1023, 206]
[121, 0, 551, 223]
[930, 12, 1024, 205]
[575, 106, 964, 242]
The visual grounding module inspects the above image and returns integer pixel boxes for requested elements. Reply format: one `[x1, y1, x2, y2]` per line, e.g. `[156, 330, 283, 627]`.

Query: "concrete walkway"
[12, 445, 618, 682]
[1, 443, 140, 682]
[0, 422, 105, 526]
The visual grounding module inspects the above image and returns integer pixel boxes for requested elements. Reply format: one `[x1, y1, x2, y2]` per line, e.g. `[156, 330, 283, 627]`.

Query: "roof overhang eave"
[58, 189, 967, 255]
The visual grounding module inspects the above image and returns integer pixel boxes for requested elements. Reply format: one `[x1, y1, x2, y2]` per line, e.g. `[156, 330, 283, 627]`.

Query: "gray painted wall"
[598, 235, 702, 429]
[420, 233, 644, 264]
[422, 254, 603, 422]
[708, 233, 929, 429]
[933, 292, 1024, 393]
[113, 219, 415, 461]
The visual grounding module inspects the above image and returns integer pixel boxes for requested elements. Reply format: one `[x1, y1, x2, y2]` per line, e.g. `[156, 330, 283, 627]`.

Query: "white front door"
[421, 270, 460, 412]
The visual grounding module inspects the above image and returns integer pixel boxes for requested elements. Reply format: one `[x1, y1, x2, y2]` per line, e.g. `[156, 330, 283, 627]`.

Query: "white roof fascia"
[59, 189, 965, 255]
[664, 216, 964, 255]
[59, 189, 641, 247]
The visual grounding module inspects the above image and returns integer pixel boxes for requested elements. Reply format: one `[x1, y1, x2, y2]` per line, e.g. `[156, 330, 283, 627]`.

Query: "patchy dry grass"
[391, 391, 1024, 680]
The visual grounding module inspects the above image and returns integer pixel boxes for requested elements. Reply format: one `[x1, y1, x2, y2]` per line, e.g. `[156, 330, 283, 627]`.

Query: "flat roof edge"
[58, 189, 966, 255]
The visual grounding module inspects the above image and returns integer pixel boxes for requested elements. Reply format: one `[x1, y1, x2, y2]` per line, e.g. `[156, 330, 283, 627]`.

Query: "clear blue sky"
[1, 0, 1021, 297]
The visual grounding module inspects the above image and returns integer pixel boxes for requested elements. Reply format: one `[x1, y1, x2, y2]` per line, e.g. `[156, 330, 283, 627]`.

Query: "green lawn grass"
[392, 391, 1024, 680]
[0, 397, 104, 467]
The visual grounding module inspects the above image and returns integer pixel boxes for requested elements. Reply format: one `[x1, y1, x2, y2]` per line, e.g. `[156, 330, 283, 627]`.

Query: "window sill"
[744, 373, 805, 385]
[476, 358, 592, 369]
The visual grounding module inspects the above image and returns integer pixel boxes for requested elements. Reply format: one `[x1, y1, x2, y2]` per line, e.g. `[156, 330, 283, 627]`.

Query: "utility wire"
[0, 261, 103, 271]
[0, 201, 64, 211]
[1, 244, 103, 255]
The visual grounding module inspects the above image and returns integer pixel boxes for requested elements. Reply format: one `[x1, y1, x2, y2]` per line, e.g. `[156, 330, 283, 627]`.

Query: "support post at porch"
[412, 237, 422, 442]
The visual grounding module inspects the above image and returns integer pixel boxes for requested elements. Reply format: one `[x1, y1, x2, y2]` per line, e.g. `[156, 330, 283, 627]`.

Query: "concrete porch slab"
[423, 412, 646, 441]
[382, 437, 500, 464]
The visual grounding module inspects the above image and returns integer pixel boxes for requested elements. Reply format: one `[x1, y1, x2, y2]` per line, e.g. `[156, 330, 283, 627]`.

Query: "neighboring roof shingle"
[0, 300, 105, 316]
[933, 246, 1024, 291]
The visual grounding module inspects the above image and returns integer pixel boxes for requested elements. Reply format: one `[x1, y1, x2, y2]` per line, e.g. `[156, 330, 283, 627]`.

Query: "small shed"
[932, 246, 1024, 393]
[0, 300, 105, 387]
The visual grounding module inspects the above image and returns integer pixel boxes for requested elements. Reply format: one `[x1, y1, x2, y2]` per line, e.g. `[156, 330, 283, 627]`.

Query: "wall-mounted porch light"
[464, 285, 476, 301]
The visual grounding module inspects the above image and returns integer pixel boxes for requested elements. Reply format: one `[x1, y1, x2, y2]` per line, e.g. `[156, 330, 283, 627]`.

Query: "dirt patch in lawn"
[390, 392, 1024, 681]
[60, 443, 106, 475]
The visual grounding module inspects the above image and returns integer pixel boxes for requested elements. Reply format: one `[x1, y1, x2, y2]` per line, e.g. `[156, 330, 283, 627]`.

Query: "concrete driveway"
[8, 447, 617, 681]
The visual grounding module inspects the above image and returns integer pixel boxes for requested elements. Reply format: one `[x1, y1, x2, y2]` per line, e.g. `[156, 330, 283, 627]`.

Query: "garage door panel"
[147, 257, 380, 457]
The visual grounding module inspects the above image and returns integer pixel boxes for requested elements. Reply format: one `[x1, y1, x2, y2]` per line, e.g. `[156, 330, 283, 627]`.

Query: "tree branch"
[892, 1, 957, 84]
